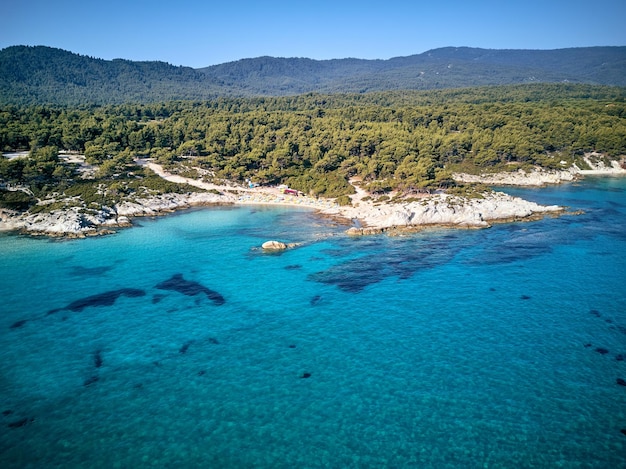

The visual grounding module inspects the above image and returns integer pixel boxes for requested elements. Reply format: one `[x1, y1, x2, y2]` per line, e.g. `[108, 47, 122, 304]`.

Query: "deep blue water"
[1, 177, 625, 468]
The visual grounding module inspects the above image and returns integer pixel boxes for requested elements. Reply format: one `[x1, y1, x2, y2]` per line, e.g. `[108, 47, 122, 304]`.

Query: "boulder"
[262, 240, 288, 250]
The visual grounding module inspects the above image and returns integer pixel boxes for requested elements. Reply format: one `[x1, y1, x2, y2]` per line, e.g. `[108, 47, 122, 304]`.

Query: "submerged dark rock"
[621, 429, 626, 436]
[156, 274, 225, 305]
[590, 309, 602, 317]
[311, 236, 460, 292]
[520, 295, 531, 300]
[8, 417, 34, 428]
[617, 378, 626, 387]
[179, 340, 194, 354]
[94, 350, 103, 368]
[616, 354, 624, 361]
[595, 348, 609, 355]
[285, 264, 302, 270]
[208, 337, 219, 345]
[301, 372, 312, 379]
[2, 410, 13, 416]
[151, 294, 166, 304]
[68, 265, 113, 277]
[84, 376, 99, 386]
[10, 319, 27, 329]
[310, 295, 322, 306]
[47, 288, 146, 314]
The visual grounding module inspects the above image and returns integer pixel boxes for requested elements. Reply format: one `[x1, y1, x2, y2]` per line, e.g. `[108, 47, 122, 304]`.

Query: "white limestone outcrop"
[453, 168, 578, 186]
[453, 155, 626, 186]
[323, 191, 562, 234]
[0, 191, 234, 237]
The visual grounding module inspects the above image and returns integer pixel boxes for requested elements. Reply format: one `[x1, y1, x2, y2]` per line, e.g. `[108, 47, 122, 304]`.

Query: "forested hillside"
[198, 46, 626, 95]
[0, 46, 221, 105]
[1, 45, 625, 105]
[2, 84, 625, 213]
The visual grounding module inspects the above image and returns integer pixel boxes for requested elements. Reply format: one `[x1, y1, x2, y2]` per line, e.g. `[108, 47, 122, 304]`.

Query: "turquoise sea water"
[1, 177, 625, 468]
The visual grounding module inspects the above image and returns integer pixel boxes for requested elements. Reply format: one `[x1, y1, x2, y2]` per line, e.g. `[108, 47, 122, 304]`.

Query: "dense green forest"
[1, 84, 625, 213]
[1, 45, 625, 105]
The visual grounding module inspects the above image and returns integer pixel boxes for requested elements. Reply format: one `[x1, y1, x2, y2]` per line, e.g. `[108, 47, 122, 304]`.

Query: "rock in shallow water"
[262, 240, 288, 250]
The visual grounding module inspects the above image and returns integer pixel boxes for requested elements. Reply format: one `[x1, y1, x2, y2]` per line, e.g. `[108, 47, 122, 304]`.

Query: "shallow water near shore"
[1, 178, 625, 468]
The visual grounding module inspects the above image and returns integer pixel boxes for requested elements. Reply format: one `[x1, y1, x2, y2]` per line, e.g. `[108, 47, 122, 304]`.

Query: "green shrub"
[335, 195, 352, 206]
[0, 189, 36, 211]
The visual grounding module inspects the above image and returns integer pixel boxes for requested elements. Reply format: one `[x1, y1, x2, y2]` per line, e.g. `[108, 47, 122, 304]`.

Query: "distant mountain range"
[1, 45, 625, 105]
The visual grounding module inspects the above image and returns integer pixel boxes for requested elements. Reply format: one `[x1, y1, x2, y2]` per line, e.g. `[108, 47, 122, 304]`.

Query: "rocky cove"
[0, 178, 560, 239]
[0, 191, 231, 237]
[1, 156, 624, 238]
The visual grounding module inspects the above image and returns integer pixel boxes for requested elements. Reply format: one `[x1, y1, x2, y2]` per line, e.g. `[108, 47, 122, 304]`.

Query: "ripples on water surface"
[1, 178, 625, 467]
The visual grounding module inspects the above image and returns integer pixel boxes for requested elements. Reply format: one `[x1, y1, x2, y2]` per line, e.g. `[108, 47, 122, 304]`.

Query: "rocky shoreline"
[453, 168, 578, 186]
[453, 153, 626, 186]
[1, 158, 624, 238]
[0, 192, 233, 238]
[0, 183, 563, 238]
[321, 191, 564, 236]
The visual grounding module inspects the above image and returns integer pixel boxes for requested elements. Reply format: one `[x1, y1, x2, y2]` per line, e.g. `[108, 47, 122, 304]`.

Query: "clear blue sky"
[2, 0, 625, 68]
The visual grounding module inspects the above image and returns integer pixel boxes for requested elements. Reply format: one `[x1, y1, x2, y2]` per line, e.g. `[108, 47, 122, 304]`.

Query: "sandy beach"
[144, 161, 339, 210]
[142, 163, 563, 231]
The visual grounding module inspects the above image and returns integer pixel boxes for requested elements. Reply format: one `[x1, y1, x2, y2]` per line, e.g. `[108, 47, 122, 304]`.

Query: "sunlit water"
[1, 177, 625, 468]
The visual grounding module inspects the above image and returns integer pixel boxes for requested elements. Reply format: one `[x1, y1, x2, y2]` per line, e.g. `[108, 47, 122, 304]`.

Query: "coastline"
[2, 159, 624, 238]
[453, 153, 626, 186]
[319, 191, 564, 236]
[0, 162, 343, 238]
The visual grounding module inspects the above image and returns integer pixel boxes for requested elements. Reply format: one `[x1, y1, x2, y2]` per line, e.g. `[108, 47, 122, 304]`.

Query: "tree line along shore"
[1, 84, 625, 237]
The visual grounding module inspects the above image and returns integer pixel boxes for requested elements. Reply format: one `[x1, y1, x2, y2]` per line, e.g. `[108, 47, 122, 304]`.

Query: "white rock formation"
[322, 191, 562, 233]
[261, 240, 288, 250]
[1, 207, 97, 236]
[453, 168, 578, 186]
[453, 155, 626, 186]
[0, 191, 235, 236]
